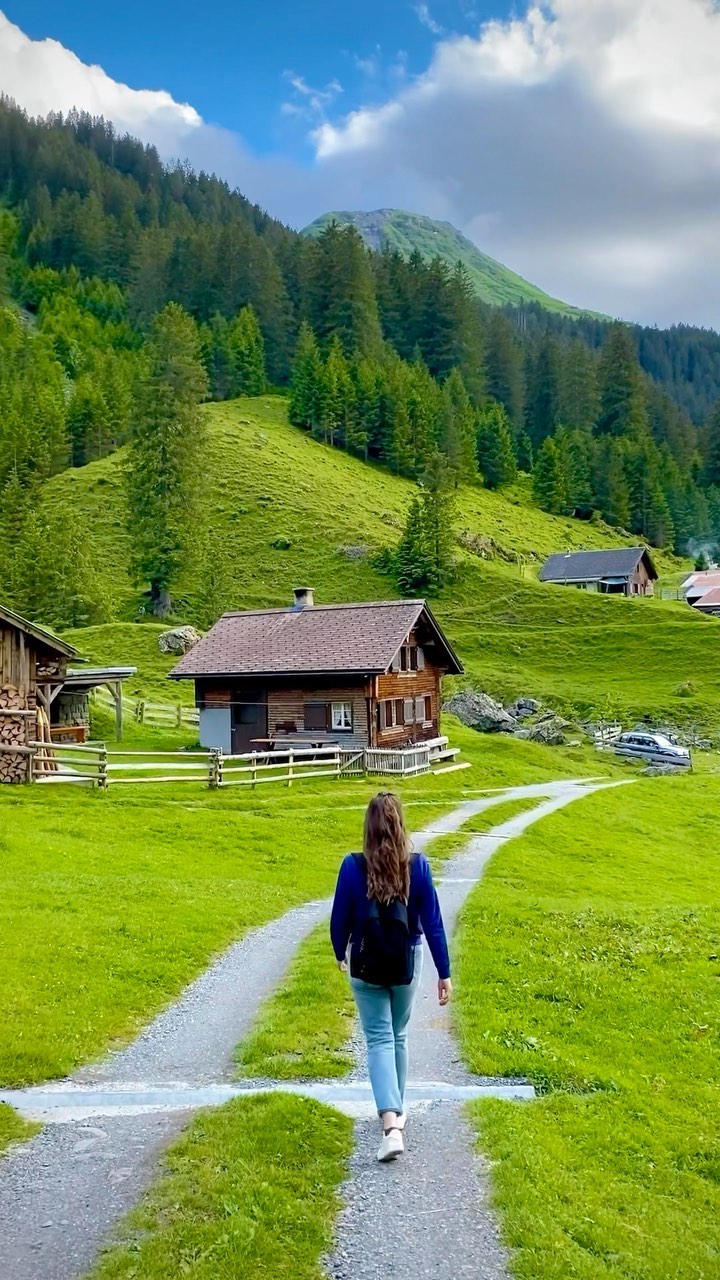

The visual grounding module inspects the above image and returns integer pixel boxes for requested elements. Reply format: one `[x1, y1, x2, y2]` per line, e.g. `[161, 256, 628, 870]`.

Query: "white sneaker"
[396, 1112, 407, 1132]
[377, 1129, 404, 1162]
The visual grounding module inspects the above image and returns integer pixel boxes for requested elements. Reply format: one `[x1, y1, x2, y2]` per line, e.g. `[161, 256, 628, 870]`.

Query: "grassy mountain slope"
[303, 209, 606, 319]
[48, 395, 720, 731]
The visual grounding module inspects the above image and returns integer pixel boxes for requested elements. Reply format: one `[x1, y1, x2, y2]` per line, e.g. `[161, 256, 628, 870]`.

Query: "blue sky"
[4, 0, 504, 155]
[2, 1, 719, 326]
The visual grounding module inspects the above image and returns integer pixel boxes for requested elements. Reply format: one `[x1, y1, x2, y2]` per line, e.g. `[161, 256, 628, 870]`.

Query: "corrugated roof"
[170, 600, 463, 679]
[0, 602, 77, 658]
[539, 547, 657, 583]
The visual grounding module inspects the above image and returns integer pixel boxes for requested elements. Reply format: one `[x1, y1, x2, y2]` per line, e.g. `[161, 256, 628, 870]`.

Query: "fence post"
[209, 747, 222, 789]
[252, 751, 257, 789]
[98, 745, 108, 790]
[136, 700, 145, 724]
[287, 749, 294, 788]
[176, 704, 183, 728]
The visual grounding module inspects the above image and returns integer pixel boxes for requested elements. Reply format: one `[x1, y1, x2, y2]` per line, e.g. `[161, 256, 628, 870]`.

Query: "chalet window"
[379, 699, 399, 730]
[397, 644, 425, 672]
[404, 698, 415, 725]
[425, 695, 432, 722]
[331, 701, 353, 732]
[304, 701, 329, 731]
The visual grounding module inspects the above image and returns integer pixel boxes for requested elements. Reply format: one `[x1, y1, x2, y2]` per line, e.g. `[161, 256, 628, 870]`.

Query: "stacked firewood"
[0, 685, 33, 783]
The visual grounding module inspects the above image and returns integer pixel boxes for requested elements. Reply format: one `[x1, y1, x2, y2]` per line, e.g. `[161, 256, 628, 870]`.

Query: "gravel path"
[325, 780, 616, 1280]
[0, 778, 616, 1280]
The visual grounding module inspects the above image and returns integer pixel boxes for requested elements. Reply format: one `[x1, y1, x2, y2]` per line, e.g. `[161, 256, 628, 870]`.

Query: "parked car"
[614, 730, 691, 769]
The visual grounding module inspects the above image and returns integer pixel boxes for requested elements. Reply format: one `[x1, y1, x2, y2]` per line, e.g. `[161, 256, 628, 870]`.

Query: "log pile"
[0, 684, 34, 784]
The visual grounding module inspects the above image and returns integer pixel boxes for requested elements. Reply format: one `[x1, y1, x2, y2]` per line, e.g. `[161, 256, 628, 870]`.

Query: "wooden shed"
[0, 604, 77, 783]
[169, 589, 463, 756]
[539, 547, 658, 596]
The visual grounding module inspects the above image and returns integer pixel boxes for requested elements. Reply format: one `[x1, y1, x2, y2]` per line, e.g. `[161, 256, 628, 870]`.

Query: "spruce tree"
[593, 438, 631, 529]
[396, 454, 456, 594]
[557, 339, 599, 432]
[442, 368, 477, 484]
[597, 324, 649, 437]
[126, 303, 208, 617]
[319, 336, 354, 448]
[533, 438, 567, 514]
[229, 304, 266, 396]
[517, 431, 534, 474]
[306, 223, 382, 358]
[485, 312, 524, 429]
[476, 402, 517, 489]
[289, 322, 323, 431]
[705, 398, 720, 487]
[524, 335, 560, 446]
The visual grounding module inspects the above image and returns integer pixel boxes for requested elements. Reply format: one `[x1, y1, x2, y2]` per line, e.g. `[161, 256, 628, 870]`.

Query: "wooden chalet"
[169, 589, 463, 756]
[539, 547, 658, 597]
[0, 604, 77, 783]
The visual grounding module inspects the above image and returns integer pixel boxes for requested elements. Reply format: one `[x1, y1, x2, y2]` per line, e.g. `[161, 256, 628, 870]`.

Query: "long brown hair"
[363, 792, 411, 904]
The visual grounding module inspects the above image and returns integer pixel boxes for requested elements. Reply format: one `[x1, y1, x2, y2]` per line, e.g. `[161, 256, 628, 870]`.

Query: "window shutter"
[304, 701, 329, 731]
[415, 696, 424, 723]
[416, 647, 425, 670]
[404, 698, 415, 725]
[391, 651, 401, 672]
[377, 701, 386, 731]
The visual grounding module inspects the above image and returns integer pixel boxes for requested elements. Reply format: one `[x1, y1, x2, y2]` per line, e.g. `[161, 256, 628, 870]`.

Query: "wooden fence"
[26, 736, 460, 789]
[593, 723, 623, 749]
[93, 687, 199, 730]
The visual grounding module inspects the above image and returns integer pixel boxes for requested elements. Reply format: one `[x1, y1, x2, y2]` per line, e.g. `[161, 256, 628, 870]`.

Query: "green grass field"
[47, 395, 720, 731]
[0, 1104, 38, 1157]
[88, 1094, 352, 1280]
[455, 774, 720, 1279]
[2, 718, 615, 1089]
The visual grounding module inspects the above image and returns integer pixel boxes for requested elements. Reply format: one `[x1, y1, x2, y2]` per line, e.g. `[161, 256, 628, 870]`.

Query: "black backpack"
[349, 854, 416, 987]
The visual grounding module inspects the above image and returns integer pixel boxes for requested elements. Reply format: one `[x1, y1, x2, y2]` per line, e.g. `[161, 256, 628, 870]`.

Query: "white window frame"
[331, 701, 353, 732]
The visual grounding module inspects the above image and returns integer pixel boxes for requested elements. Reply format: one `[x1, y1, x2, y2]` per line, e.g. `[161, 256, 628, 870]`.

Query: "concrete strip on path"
[0, 778, 622, 1280]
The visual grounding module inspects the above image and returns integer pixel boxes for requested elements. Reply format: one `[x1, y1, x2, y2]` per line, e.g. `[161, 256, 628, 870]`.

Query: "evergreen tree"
[555, 428, 594, 510]
[126, 303, 208, 616]
[532, 437, 567, 514]
[289, 322, 323, 432]
[597, 324, 649, 437]
[3, 502, 111, 629]
[319, 336, 354, 447]
[593, 438, 631, 529]
[524, 335, 560, 446]
[202, 313, 235, 401]
[441, 367, 477, 484]
[66, 376, 111, 466]
[485, 312, 524, 428]
[557, 338, 599, 432]
[476, 402, 517, 489]
[305, 223, 383, 358]
[516, 431, 534, 473]
[705, 398, 720, 487]
[396, 454, 456, 594]
[229, 304, 266, 396]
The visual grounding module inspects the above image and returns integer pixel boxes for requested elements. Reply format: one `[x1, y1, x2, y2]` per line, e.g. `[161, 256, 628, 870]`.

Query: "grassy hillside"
[303, 209, 606, 319]
[48, 395, 720, 731]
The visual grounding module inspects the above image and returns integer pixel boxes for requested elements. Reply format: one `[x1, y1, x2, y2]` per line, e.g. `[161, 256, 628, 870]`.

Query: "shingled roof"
[539, 547, 657, 584]
[170, 599, 463, 679]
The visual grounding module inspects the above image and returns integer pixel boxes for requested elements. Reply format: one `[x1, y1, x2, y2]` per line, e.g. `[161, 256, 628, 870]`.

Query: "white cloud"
[413, 3, 445, 37]
[5, 4, 720, 326]
[313, 0, 720, 326]
[0, 12, 201, 153]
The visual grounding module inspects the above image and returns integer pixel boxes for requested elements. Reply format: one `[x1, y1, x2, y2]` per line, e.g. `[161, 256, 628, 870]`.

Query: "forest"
[2, 96, 720, 629]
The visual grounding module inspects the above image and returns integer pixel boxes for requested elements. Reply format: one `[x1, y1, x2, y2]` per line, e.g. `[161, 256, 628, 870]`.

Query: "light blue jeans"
[350, 944, 424, 1115]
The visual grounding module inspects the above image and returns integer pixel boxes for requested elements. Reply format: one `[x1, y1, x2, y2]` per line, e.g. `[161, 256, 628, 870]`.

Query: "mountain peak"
[302, 208, 603, 319]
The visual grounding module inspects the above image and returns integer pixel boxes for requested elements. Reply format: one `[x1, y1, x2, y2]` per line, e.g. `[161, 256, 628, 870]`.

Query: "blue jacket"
[330, 852, 451, 980]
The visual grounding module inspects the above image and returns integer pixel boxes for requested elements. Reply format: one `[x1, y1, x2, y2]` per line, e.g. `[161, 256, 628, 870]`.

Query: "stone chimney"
[293, 587, 315, 610]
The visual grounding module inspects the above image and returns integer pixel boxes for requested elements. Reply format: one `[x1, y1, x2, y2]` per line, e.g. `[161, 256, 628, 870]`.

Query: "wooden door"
[231, 689, 268, 754]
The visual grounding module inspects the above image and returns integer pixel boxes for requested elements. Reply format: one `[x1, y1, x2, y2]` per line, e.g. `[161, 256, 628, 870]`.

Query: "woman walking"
[330, 791, 452, 1163]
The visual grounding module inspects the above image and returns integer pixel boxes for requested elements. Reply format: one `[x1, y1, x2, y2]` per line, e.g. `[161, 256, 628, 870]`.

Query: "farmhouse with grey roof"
[538, 547, 657, 597]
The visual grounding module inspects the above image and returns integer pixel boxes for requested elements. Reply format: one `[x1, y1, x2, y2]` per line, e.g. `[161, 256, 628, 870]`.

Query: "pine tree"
[441, 368, 477, 484]
[516, 432, 534, 473]
[229, 304, 266, 396]
[396, 454, 456, 594]
[305, 223, 383, 358]
[593, 438, 631, 529]
[126, 303, 209, 617]
[476, 402, 517, 489]
[319, 336, 354, 447]
[485, 312, 524, 429]
[66, 376, 111, 466]
[289, 322, 323, 432]
[557, 339, 599, 432]
[555, 428, 594, 510]
[202, 314, 235, 401]
[533, 438, 567, 514]
[705, 399, 720, 487]
[524, 335, 560, 446]
[597, 324, 649, 437]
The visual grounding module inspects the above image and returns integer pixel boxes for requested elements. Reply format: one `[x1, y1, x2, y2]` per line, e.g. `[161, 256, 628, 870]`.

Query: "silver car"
[614, 730, 691, 769]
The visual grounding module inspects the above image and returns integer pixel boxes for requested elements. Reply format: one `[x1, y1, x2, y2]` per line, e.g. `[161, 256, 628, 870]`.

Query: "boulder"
[444, 690, 518, 734]
[158, 626, 203, 655]
[524, 716, 568, 746]
[506, 697, 542, 721]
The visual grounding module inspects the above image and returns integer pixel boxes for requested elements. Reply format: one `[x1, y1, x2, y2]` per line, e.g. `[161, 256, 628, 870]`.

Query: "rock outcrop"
[158, 626, 203, 655]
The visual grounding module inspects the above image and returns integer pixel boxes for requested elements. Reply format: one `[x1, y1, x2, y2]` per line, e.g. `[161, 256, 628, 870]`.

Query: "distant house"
[684, 583, 720, 616]
[681, 570, 720, 608]
[538, 547, 658, 597]
[169, 589, 463, 755]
